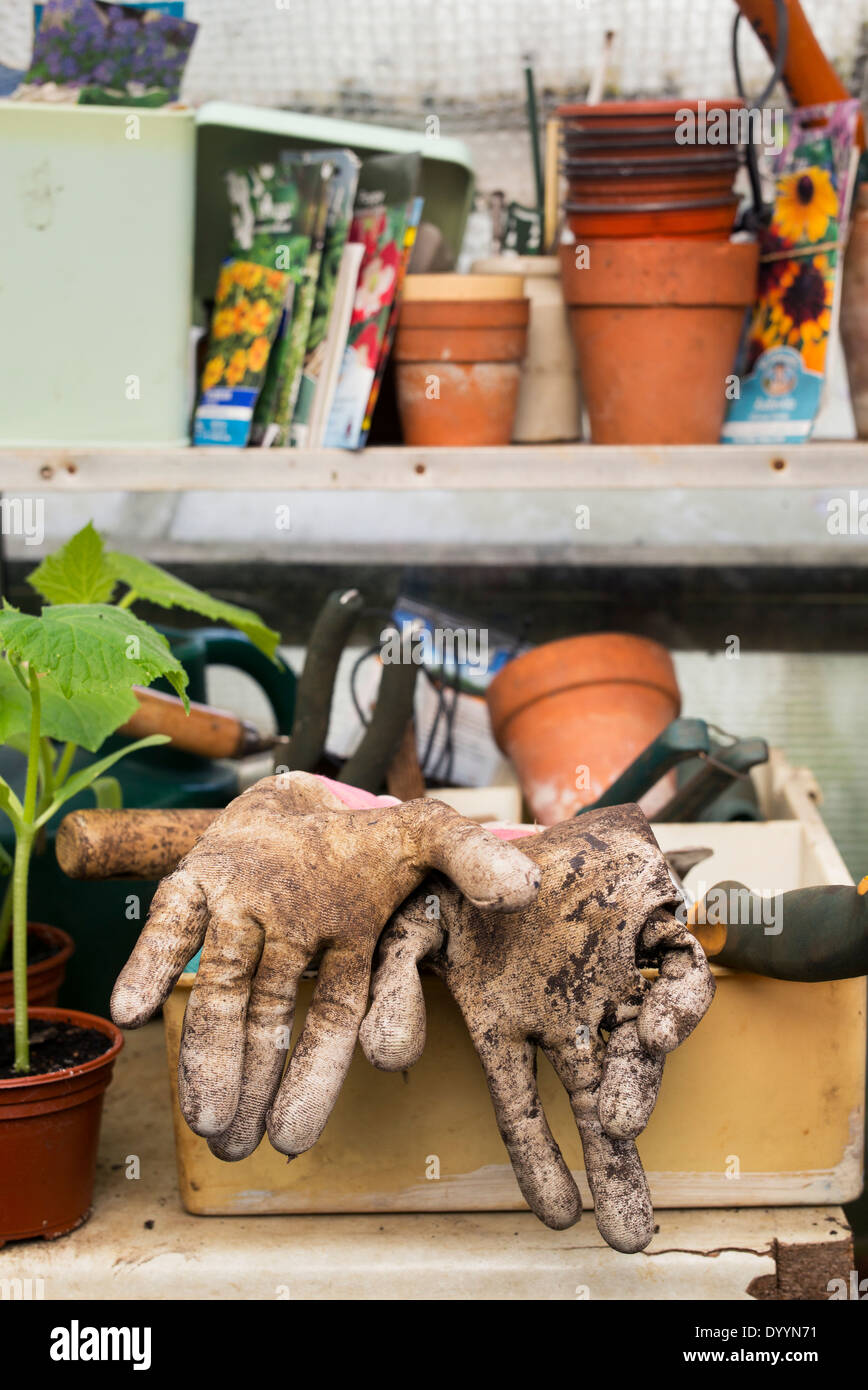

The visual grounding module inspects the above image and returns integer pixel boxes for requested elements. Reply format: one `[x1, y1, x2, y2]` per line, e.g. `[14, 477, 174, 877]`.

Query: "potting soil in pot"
[0, 1021, 111, 1080]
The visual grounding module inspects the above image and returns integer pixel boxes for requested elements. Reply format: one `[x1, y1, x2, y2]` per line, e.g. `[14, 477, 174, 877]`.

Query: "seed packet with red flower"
[323, 153, 421, 450]
[723, 100, 860, 444]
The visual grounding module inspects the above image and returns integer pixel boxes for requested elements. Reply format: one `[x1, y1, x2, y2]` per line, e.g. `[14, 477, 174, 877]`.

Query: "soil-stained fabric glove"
[110, 773, 540, 1162]
[360, 804, 716, 1252]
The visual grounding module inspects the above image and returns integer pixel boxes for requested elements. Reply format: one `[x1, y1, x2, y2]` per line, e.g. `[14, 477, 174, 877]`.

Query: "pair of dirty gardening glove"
[111, 773, 715, 1253]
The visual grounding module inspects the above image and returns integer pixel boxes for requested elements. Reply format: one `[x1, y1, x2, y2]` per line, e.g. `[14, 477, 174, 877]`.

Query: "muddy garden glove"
[111, 773, 539, 1163]
[360, 803, 716, 1253]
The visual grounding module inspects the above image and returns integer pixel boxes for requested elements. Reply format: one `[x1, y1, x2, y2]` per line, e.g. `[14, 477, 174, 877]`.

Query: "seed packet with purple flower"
[18, 0, 196, 107]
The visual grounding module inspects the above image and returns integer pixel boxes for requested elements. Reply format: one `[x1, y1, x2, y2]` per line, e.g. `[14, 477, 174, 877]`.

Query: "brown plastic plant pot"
[486, 633, 681, 826]
[395, 361, 522, 446]
[398, 299, 530, 329]
[0, 1006, 123, 1247]
[393, 324, 529, 364]
[0, 923, 75, 1008]
[565, 197, 739, 240]
[559, 236, 759, 444]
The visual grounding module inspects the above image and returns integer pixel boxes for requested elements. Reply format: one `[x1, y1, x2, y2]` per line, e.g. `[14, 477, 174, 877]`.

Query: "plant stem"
[54, 741, 77, 787]
[116, 588, 139, 611]
[13, 668, 42, 1074]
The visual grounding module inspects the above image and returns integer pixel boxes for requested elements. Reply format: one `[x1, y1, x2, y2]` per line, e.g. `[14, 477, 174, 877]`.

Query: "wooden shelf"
[1, 442, 867, 492]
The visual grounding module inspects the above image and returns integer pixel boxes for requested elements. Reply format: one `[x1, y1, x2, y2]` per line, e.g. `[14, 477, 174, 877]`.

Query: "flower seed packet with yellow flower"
[723, 100, 860, 444]
[193, 259, 290, 447]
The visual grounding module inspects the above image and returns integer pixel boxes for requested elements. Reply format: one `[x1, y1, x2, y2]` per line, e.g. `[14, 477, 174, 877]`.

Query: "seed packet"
[193, 261, 290, 447]
[289, 149, 362, 448]
[358, 195, 425, 447]
[322, 153, 421, 450]
[722, 100, 861, 444]
[252, 158, 337, 447]
[17, 0, 196, 107]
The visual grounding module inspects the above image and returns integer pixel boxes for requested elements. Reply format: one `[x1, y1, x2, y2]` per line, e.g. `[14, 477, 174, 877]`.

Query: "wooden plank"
[0, 443, 867, 492]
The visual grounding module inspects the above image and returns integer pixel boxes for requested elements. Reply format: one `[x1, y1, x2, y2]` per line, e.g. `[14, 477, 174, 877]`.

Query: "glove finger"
[637, 909, 716, 1056]
[359, 890, 443, 1072]
[598, 1020, 663, 1140]
[406, 800, 540, 911]
[207, 938, 310, 1162]
[267, 944, 370, 1156]
[178, 911, 263, 1138]
[477, 1033, 582, 1230]
[577, 1105, 654, 1254]
[111, 867, 208, 1028]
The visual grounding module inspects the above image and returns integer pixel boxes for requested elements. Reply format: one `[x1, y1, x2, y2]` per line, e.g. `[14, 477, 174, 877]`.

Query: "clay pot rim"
[398, 302, 530, 333]
[557, 98, 745, 119]
[559, 237, 759, 305]
[0, 1005, 123, 1091]
[562, 152, 740, 171]
[0, 923, 75, 985]
[404, 274, 525, 302]
[566, 194, 738, 214]
[486, 634, 681, 738]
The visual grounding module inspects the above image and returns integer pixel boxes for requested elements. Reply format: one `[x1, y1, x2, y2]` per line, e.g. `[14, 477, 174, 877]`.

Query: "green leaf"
[27, 523, 118, 606]
[34, 734, 170, 829]
[0, 660, 139, 753]
[91, 776, 122, 810]
[0, 605, 189, 705]
[107, 551, 281, 660]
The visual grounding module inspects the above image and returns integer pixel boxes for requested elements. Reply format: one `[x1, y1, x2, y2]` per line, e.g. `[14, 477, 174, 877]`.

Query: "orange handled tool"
[118, 687, 283, 761]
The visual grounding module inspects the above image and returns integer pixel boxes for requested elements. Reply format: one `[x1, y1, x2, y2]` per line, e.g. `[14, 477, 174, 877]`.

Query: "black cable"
[732, 0, 790, 230]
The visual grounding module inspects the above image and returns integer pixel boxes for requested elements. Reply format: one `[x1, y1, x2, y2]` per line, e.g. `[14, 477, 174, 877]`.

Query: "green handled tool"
[690, 879, 868, 981]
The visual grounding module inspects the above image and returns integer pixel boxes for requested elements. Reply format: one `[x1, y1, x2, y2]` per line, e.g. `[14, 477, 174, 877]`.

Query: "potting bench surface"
[0, 1023, 853, 1301]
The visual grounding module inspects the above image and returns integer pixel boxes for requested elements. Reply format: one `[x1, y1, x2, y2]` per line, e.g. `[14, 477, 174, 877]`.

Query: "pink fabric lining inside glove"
[313, 777, 536, 841]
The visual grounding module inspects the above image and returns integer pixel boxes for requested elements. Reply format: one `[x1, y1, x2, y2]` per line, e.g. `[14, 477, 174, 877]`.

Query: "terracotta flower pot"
[0, 923, 74, 1008]
[557, 98, 745, 127]
[395, 362, 523, 446]
[840, 187, 868, 439]
[560, 237, 759, 443]
[399, 299, 529, 329]
[486, 634, 681, 826]
[565, 196, 739, 241]
[394, 296, 529, 445]
[394, 324, 529, 363]
[0, 1006, 122, 1246]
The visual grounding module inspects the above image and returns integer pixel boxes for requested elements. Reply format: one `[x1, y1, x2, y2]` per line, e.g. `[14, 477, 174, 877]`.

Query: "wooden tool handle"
[119, 687, 267, 759]
[56, 808, 220, 880]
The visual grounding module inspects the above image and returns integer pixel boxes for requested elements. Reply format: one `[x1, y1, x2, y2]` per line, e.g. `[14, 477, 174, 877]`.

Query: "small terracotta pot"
[394, 324, 529, 363]
[565, 196, 739, 240]
[0, 923, 74, 1008]
[840, 187, 868, 439]
[399, 299, 529, 329]
[560, 237, 759, 443]
[486, 634, 681, 826]
[567, 172, 737, 199]
[395, 362, 523, 446]
[0, 1006, 123, 1246]
[557, 98, 745, 126]
[394, 296, 529, 445]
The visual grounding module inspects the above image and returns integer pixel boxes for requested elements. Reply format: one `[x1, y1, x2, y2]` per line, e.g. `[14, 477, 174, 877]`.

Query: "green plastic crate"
[0, 99, 473, 448]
